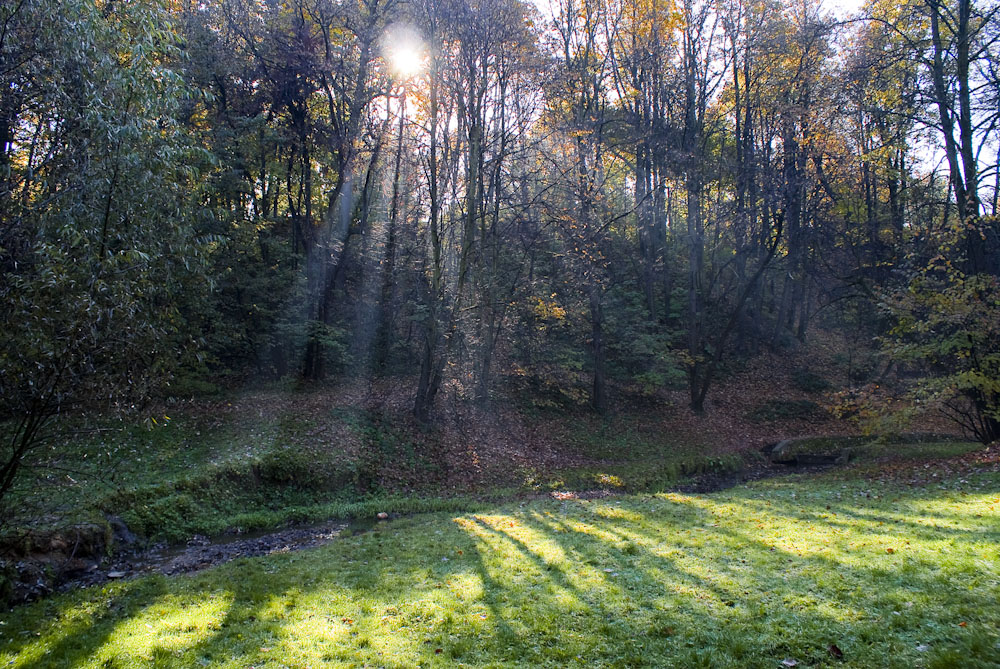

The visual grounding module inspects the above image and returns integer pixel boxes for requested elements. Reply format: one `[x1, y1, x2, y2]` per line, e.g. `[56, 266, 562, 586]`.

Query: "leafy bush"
[0, 0, 211, 523]
[102, 446, 361, 542]
[254, 448, 355, 491]
[122, 494, 201, 541]
[880, 220, 1000, 444]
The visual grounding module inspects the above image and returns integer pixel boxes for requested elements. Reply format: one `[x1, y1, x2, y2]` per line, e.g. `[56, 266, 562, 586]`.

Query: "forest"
[0, 0, 999, 665]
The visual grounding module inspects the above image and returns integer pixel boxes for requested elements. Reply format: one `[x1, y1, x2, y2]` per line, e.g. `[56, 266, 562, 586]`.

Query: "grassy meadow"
[1, 457, 997, 668]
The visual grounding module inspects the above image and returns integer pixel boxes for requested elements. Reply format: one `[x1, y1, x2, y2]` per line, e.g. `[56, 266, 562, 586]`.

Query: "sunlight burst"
[388, 44, 426, 78]
[383, 25, 426, 79]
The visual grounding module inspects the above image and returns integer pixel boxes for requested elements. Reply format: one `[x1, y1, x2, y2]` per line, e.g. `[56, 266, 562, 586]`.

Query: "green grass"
[545, 454, 744, 493]
[561, 416, 706, 461]
[776, 436, 977, 464]
[1, 465, 997, 667]
[8, 414, 303, 518]
[533, 415, 743, 492]
[4, 403, 456, 544]
[5, 406, 748, 545]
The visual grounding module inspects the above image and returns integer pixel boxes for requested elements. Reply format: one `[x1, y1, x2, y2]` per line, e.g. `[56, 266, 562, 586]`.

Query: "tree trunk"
[414, 40, 444, 422]
[687, 177, 704, 412]
[590, 287, 607, 414]
[374, 96, 406, 372]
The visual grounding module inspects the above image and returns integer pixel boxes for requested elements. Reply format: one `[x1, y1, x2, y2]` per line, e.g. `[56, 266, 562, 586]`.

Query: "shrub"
[254, 448, 355, 491]
[880, 222, 1000, 444]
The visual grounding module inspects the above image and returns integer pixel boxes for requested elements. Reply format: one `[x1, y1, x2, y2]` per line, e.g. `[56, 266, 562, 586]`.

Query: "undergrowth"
[747, 399, 823, 423]
[1, 392, 453, 541]
[543, 454, 744, 493]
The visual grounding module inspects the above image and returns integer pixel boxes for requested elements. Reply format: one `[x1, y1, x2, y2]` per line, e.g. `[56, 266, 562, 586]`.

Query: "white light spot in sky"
[383, 25, 426, 79]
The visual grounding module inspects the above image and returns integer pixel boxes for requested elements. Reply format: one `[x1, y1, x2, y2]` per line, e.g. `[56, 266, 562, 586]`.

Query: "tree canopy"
[2, 0, 1000, 514]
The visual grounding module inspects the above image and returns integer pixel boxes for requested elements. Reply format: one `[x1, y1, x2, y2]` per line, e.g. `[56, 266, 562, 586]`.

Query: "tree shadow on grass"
[1, 576, 170, 669]
[504, 491, 999, 667]
[2, 481, 998, 668]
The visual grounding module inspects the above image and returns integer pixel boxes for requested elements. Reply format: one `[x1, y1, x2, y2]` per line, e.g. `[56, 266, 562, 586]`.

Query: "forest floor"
[0, 341, 966, 604]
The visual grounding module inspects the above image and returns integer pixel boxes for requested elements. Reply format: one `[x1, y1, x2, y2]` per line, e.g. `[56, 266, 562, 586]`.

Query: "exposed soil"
[10, 520, 349, 604]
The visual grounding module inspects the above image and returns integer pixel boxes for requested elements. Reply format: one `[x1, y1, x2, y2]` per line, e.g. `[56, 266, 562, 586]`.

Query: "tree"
[0, 0, 210, 517]
[546, 0, 620, 413]
[881, 218, 1000, 443]
[409, 0, 543, 418]
[866, 0, 1000, 272]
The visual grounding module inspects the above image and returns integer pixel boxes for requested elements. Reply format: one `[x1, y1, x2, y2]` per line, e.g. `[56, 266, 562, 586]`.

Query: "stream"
[25, 454, 834, 604]
[48, 517, 382, 597]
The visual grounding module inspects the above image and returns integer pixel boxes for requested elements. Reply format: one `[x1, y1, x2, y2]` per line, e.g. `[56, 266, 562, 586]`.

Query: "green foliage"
[555, 454, 743, 493]
[508, 290, 591, 410]
[0, 406, 455, 543]
[0, 0, 212, 514]
[105, 469, 481, 544]
[880, 218, 1000, 443]
[102, 449, 358, 542]
[603, 288, 686, 393]
[163, 373, 224, 398]
[253, 447, 355, 490]
[547, 417, 742, 491]
[623, 330, 687, 393]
